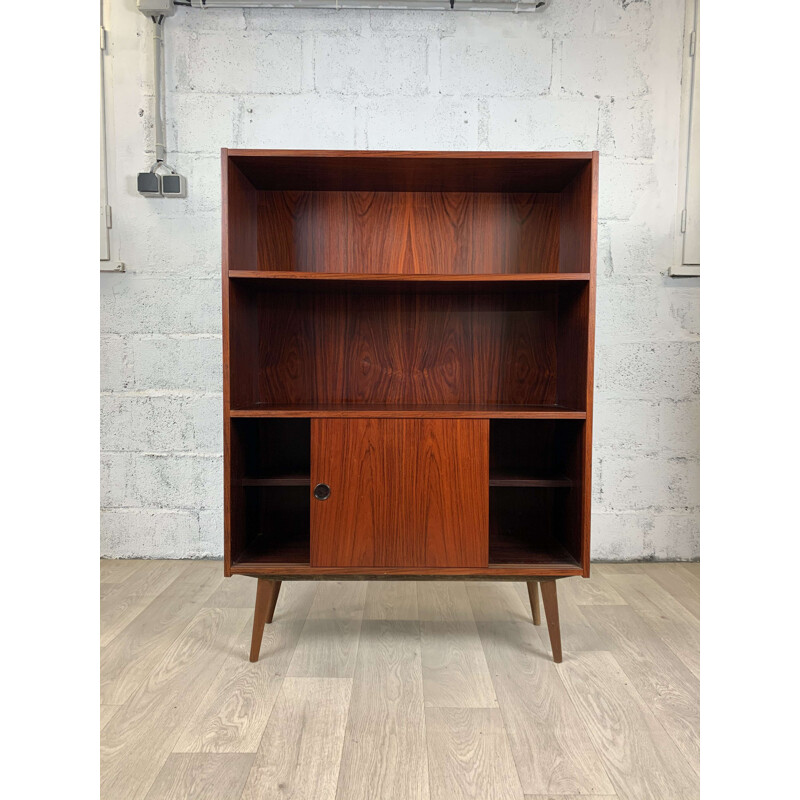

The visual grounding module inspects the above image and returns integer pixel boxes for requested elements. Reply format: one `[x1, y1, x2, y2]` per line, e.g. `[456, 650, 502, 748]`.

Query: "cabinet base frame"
[246, 575, 563, 664]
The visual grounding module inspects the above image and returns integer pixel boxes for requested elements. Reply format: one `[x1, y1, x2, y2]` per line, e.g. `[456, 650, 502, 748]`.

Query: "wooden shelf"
[230, 404, 586, 420]
[238, 474, 310, 487]
[489, 472, 572, 488]
[229, 270, 590, 283]
[488, 526, 580, 569]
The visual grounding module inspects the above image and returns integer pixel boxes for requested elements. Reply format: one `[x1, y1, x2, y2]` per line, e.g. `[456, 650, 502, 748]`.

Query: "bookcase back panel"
[256, 191, 560, 275]
[230, 286, 563, 409]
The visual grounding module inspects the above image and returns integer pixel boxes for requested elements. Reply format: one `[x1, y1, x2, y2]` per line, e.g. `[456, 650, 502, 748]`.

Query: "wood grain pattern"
[228, 150, 592, 194]
[418, 582, 497, 708]
[257, 191, 561, 274]
[101, 607, 251, 800]
[240, 678, 352, 800]
[101, 562, 699, 800]
[476, 621, 614, 796]
[100, 560, 188, 647]
[426, 708, 524, 800]
[580, 605, 700, 770]
[175, 582, 317, 754]
[233, 287, 562, 409]
[334, 619, 429, 800]
[287, 581, 366, 678]
[599, 572, 699, 677]
[144, 754, 255, 800]
[558, 651, 699, 800]
[311, 419, 488, 568]
[100, 562, 224, 705]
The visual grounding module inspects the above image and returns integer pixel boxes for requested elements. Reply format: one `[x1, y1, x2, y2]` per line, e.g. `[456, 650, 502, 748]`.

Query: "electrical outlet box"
[137, 0, 175, 17]
[161, 174, 187, 198]
[137, 172, 161, 197]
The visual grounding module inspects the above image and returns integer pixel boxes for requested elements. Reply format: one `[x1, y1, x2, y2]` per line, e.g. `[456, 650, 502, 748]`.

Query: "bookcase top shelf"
[224, 148, 595, 193]
[228, 271, 590, 283]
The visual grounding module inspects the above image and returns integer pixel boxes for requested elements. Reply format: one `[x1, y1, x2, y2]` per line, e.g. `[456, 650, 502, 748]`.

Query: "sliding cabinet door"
[311, 419, 488, 568]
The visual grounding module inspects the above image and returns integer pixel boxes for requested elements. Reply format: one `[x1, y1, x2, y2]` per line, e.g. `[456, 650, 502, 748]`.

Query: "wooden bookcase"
[221, 150, 598, 662]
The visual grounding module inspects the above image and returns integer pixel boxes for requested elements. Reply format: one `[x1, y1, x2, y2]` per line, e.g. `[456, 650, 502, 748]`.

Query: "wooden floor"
[100, 561, 700, 800]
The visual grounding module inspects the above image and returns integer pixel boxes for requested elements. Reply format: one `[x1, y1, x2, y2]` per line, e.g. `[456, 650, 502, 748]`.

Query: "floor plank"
[636, 564, 700, 620]
[513, 582, 607, 654]
[465, 581, 531, 623]
[240, 678, 352, 800]
[101, 606, 251, 800]
[174, 582, 318, 753]
[287, 581, 366, 678]
[101, 704, 122, 731]
[419, 582, 498, 708]
[558, 651, 699, 800]
[426, 708, 524, 800]
[101, 558, 147, 584]
[101, 561, 189, 647]
[202, 574, 262, 609]
[144, 754, 255, 800]
[335, 615, 429, 800]
[477, 621, 614, 796]
[560, 573, 627, 606]
[581, 605, 700, 772]
[600, 573, 700, 678]
[101, 561, 224, 705]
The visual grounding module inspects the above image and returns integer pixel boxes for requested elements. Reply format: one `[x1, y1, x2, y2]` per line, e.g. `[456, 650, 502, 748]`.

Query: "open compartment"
[228, 280, 590, 415]
[229, 418, 310, 565]
[489, 420, 585, 567]
[224, 153, 593, 275]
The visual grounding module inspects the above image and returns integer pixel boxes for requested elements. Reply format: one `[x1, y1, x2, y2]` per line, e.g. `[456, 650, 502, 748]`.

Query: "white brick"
[130, 454, 223, 510]
[122, 214, 221, 277]
[600, 455, 699, 511]
[370, 10, 455, 34]
[100, 509, 203, 559]
[199, 509, 224, 556]
[659, 399, 699, 456]
[314, 35, 428, 96]
[605, 221, 657, 276]
[166, 93, 238, 155]
[101, 452, 133, 507]
[101, 276, 220, 335]
[101, 394, 222, 453]
[100, 336, 131, 392]
[590, 512, 651, 561]
[596, 282, 663, 343]
[170, 31, 303, 94]
[130, 336, 222, 392]
[486, 97, 599, 150]
[244, 8, 366, 32]
[440, 33, 552, 97]
[644, 513, 700, 561]
[598, 160, 656, 221]
[364, 97, 481, 150]
[596, 342, 699, 400]
[599, 97, 654, 158]
[593, 399, 659, 451]
[174, 6, 245, 32]
[661, 288, 700, 339]
[238, 95, 357, 149]
[561, 36, 648, 97]
[592, 0, 654, 37]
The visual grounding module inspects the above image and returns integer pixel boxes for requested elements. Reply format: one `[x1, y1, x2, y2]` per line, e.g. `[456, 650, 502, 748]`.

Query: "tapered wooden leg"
[250, 579, 281, 663]
[539, 579, 562, 663]
[265, 580, 281, 624]
[527, 581, 541, 625]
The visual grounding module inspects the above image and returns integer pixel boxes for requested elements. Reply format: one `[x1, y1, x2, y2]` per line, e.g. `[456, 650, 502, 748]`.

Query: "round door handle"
[313, 483, 331, 501]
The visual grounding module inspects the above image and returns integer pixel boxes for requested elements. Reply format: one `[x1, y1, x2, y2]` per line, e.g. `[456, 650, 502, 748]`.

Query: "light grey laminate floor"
[100, 561, 700, 800]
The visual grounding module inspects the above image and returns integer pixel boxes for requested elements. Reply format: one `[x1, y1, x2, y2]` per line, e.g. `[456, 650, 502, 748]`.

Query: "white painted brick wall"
[101, 0, 699, 561]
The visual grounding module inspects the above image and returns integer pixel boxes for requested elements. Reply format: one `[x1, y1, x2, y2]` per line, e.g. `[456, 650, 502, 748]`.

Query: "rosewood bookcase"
[221, 149, 598, 663]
